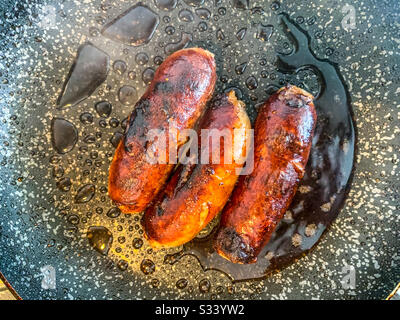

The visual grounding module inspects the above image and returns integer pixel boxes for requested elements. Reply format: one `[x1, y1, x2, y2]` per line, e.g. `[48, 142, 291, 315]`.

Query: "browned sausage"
[214, 85, 317, 264]
[108, 48, 216, 213]
[142, 91, 251, 247]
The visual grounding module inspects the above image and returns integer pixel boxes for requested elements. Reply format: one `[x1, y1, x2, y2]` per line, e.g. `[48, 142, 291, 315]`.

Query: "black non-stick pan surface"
[0, 0, 398, 299]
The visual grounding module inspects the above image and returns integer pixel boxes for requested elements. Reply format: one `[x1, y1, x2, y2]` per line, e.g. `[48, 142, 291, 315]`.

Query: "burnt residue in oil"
[181, 14, 356, 282]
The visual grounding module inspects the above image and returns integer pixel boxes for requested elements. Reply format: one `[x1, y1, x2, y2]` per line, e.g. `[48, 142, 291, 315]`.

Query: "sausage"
[213, 85, 317, 264]
[108, 48, 216, 213]
[142, 91, 251, 247]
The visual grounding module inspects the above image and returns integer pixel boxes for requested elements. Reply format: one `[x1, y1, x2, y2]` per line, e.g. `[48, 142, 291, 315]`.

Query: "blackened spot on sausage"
[210, 93, 228, 109]
[156, 205, 164, 217]
[285, 95, 311, 108]
[162, 99, 170, 116]
[154, 81, 175, 94]
[124, 98, 150, 152]
[176, 70, 200, 93]
[214, 227, 256, 264]
[132, 98, 150, 117]
[269, 128, 301, 156]
[286, 98, 302, 108]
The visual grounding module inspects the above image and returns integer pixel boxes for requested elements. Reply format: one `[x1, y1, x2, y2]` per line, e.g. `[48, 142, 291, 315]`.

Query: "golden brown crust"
[214, 85, 317, 264]
[142, 91, 251, 248]
[108, 48, 216, 213]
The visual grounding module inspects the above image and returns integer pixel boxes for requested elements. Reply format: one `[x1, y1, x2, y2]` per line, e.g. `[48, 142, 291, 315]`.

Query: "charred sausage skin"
[143, 91, 251, 248]
[214, 85, 317, 264]
[108, 48, 216, 214]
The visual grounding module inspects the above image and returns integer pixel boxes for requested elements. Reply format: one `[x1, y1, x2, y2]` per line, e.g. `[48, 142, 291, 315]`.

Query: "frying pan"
[0, 0, 399, 300]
